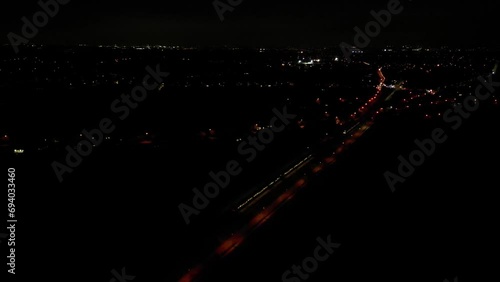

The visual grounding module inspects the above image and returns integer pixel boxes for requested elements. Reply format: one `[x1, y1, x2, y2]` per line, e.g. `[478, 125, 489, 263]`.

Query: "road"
[177, 68, 392, 282]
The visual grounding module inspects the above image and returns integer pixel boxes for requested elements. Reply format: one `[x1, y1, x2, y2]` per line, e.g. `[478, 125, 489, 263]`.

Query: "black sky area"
[0, 0, 498, 47]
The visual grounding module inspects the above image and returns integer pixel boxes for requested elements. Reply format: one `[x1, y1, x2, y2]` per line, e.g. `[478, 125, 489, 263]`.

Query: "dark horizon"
[1, 0, 499, 48]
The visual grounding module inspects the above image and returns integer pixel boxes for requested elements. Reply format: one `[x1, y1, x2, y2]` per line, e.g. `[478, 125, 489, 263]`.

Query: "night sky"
[1, 0, 498, 47]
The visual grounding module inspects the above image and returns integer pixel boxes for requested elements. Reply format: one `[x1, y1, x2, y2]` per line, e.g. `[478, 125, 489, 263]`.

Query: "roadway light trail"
[236, 155, 313, 211]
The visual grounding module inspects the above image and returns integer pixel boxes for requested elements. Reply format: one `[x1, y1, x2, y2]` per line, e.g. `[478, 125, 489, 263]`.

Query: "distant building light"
[14, 149, 24, 154]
